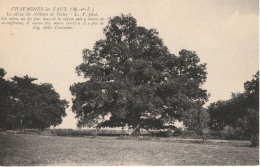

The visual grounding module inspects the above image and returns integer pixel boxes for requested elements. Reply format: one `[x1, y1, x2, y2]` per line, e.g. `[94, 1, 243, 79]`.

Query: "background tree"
[8, 75, 68, 129]
[244, 71, 259, 110]
[70, 14, 208, 133]
[245, 108, 259, 146]
[182, 105, 209, 140]
[208, 71, 259, 145]
[244, 71, 259, 146]
[0, 68, 14, 129]
[0, 69, 69, 130]
[208, 93, 249, 131]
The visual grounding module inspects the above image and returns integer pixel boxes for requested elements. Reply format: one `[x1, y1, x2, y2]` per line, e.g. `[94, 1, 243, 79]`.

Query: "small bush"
[89, 131, 98, 138]
[116, 135, 152, 141]
[50, 129, 97, 137]
[50, 129, 72, 136]
[173, 128, 182, 136]
[250, 134, 259, 147]
[151, 130, 173, 137]
[180, 130, 200, 139]
[22, 129, 42, 134]
[39, 129, 53, 136]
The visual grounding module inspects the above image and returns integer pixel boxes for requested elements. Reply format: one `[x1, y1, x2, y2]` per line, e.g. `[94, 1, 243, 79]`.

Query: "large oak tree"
[70, 14, 208, 132]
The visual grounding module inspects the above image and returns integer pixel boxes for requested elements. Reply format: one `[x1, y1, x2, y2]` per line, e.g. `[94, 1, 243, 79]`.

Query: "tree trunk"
[130, 124, 140, 136]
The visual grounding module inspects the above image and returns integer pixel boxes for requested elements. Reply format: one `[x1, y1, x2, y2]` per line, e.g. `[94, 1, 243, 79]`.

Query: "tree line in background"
[208, 71, 259, 146]
[0, 14, 258, 146]
[0, 68, 68, 130]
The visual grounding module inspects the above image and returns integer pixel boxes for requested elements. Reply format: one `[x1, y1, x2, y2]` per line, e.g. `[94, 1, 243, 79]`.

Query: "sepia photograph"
[0, 0, 259, 165]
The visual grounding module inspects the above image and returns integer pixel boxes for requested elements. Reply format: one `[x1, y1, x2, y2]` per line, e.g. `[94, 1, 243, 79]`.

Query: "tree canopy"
[70, 14, 208, 131]
[0, 69, 68, 130]
[181, 107, 209, 139]
[208, 71, 259, 131]
[0, 68, 14, 129]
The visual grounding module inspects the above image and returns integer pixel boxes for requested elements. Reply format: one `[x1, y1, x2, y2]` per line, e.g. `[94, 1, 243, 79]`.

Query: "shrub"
[180, 130, 200, 139]
[151, 129, 173, 137]
[116, 135, 152, 141]
[50, 129, 97, 137]
[250, 134, 259, 147]
[22, 129, 42, 134]
[50, 129, 74, 136]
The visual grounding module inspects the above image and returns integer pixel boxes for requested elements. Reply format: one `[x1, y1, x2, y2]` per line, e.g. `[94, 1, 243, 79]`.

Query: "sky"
[0, 0, 258, 129]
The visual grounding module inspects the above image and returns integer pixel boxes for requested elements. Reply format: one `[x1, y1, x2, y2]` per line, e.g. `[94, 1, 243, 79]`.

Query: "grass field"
[0, 133, 258, 166]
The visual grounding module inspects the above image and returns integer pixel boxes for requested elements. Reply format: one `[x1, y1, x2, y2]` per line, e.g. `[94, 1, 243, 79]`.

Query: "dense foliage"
[182, 107, 209, 140]
[0, 69, 14, 129]
[0, 69, 68, 130]
[70, 14, 209, 131]
[208, 71, 259, 145]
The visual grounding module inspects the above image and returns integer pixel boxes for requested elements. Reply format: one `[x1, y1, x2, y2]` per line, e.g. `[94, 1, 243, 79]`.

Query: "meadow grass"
[0, 133, 258, 165]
